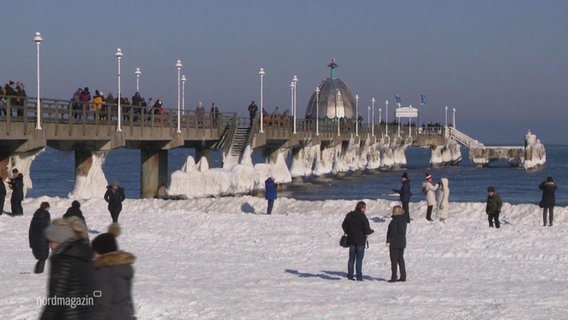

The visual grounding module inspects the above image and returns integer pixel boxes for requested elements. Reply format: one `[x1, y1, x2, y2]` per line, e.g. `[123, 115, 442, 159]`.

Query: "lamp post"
[336, 90, 341, 136]
[452, 107, 456, 129]
[371, 97, 375, 137]
[115, 48, 123, 132]
[259, 68, 265, 133]
[181, 75, 187, 117]
[355, 94, 359, 136]
[385, 100, 389, 135]
[292, 75, 298, 134]
[367, 105, 370, 139]
[135, 67, 141, 92]
[445, 105, 448, 127]
[378, 107, 382, 135]
[33, 32, 43, 130]
[290, 81, 294, 133]
[315, 86, 320, 136]
[175, 60, 182, 133]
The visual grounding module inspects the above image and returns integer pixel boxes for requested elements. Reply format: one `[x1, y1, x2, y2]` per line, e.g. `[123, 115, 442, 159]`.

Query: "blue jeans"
[347, 245, 365, 280]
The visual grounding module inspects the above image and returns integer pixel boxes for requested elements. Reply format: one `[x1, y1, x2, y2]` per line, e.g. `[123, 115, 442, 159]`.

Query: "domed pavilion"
[304, 59, 357, 120]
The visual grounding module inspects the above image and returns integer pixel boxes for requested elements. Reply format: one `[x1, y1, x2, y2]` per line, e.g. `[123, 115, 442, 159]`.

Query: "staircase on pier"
[448, 127, 484, 148]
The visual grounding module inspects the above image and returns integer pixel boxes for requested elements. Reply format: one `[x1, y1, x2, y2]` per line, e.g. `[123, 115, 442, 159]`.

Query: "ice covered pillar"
[140, 145, 168, 198]
[69, 147, 108, 198]
[0, 153, 9, 182]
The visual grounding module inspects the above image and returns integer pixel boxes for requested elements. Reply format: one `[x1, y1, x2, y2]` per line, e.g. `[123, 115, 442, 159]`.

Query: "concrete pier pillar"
[140, 146, 168, 198]
[195, 147, 213, 167]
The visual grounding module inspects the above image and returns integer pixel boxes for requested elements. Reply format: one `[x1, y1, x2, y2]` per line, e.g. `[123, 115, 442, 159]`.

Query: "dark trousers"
[389, 247, 406, 281]
[543, 207, 554, 226]
[488, 213, 500, 228]
[402, 201, 410, 223]
[34, 259, 46, 274]
[110, 209, 121, 223]
[426, 205, 433, 221]
[347, 245, 365, 280]
[0, 195, 5, 214]
[11, 198, 23, 216]
[267, 199, 274, 215]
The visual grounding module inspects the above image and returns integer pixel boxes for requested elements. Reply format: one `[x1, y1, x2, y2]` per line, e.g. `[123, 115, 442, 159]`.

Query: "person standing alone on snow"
[342, 201, 374, 281]
[422, 172, 439, 221]
[485, 186, 502, 228]
[386, 205, 407, 282]
[105, 181, 126, 223]
[436, 178, 450, 222]
[29, 202, 51, 273]
[539, 176, 557, 226]
[8, 168, 24, 216]
[265, 176, 277, 215]
[392, 172, 412, 223]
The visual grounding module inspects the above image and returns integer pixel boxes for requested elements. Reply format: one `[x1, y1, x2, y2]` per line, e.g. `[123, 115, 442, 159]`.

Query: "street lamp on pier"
[135, 67, 141, 92]
[181, 75, 187, 118]
[259, 68, 265, 133]
[355, 94, 359, 136]
[292, 75, 298, 134]
[33, 32, 43, 130]
[115, 48, 123, 132]
[336, 90, 341, 136]
[445, 105, 448, 127]
[175, 60, 183, 133]
[371, 97, 375, 137]
[385, 100, 389, 135]
[315, 86, 320, 136]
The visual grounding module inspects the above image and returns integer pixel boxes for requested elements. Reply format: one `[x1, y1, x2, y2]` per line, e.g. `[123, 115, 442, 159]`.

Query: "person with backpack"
[341, 201, 374, 281]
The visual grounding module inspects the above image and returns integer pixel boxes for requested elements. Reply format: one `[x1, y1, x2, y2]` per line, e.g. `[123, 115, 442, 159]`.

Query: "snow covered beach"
[1, 196, 567, 319]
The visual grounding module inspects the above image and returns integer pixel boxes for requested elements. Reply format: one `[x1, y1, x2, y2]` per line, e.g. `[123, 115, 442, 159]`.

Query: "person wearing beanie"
[386, 205, 407, 282]
[104, 181, 126, 223]
[41, 217, 94, 319]
[342, 201, 374, 281]
[485, 186, 502, 228]
[28, 202, 51, 273]
[422, 172, 439, 221]
[392, 172, 412, 223]
[92, 223, 136, 320]
[63, 200, 86, 225]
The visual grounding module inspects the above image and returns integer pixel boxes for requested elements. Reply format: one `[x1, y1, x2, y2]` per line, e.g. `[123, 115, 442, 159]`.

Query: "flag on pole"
[395, 94, 402, 107]
[420, 94, 426, 106]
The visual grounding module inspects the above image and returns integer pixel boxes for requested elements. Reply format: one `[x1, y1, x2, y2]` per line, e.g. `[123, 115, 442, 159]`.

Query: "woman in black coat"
[386, 205, 407, 282]
[539, 176, 557, 226]
[8, 168, 24, 216]
[41, 217, 94, 319]
[341, 201, 374, 281]
[63, 200, 86, 225]
[104, 181, 126, 223]
[29, 202, 51, 273]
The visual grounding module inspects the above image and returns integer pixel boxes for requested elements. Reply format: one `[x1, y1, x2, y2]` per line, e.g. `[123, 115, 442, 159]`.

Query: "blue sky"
[2, 0, 567, 144]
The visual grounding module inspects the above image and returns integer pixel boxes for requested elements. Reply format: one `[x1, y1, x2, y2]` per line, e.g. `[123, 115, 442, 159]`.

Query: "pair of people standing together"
[393, 172, 450, 223]
[341, 202, 407, 283]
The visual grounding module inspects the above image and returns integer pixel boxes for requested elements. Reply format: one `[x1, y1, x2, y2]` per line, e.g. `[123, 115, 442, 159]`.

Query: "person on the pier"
[392, 172, 412, 223]
[436, 178, 450, 222]
[538, 176, 557, 226]
[265, 176, 277, 215]
[422, 172, 439, 221]
[341, 201, 374, 281]
[104, 181, 126, 223]
[8, 168, 24, 216]
[247, 100, 258, 127]
[28, 202, 51, 273]
[485, 186, 503, 228]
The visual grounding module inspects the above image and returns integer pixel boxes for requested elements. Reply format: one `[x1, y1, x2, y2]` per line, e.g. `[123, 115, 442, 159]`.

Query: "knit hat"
[401, 172, 408, 179]
[487, 186, 495, 193]
[44, 224, 75, 244]
[425, 172, 432, 180]
[92, 223, 121, 254]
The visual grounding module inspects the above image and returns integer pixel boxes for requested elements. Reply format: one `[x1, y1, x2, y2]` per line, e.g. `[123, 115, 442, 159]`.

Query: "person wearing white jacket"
[422, 172, 439, 221]
[436, 178, 450, 221]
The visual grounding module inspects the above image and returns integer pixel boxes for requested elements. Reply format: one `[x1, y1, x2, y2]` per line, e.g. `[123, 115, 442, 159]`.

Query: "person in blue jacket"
[392, 172, 412, 223]
[265, 176, 277, 215]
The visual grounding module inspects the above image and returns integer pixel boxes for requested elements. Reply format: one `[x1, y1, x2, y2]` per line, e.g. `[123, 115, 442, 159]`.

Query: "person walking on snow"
[342, 201, 374, 281]
[539, 176, 557, 226]
[29, 202, 51, 273]
[436, 178, 450, 221]
[104, 181, 126, 223]
[422, 172, 439, 221]
[392, 172, 412, 223]
[265, 176, 277, 215]
[485, 186, 503, 228]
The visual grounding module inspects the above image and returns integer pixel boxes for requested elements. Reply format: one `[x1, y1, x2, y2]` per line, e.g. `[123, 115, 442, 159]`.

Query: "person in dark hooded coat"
[386, 205, 407, 282]
[8, 168, 24, 216]
[92, 223, 136, 320]
[104, 181, 126, 223]
[392, 172, 412, 223]
[29, 202, 51, 273]
[63, 200, 86, 225]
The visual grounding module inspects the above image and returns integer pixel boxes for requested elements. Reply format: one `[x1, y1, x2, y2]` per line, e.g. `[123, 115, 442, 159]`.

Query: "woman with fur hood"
[92, 223, 136, 320]
[436, 178, 450, 221]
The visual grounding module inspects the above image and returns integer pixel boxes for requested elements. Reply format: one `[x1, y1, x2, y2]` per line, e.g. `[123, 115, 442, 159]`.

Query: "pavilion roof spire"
[327, 58, 338, 80]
